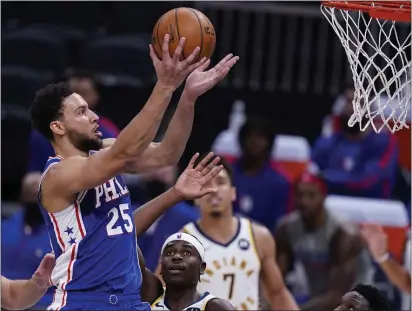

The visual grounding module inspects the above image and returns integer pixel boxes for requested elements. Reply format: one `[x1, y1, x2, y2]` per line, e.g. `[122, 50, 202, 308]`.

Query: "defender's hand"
[173, 152, 222, 200]
[149, 34, 207, 91]
[183, 53, 239, 101]
[360, 223, 388, 261]
[32, 253, 55, 289]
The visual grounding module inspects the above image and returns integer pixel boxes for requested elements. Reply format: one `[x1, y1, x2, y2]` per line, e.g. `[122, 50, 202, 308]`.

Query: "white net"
[321, 2, 411, 133]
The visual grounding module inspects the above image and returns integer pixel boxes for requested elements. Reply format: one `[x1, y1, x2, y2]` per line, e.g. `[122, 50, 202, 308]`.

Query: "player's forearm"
[133, 188, 184, 237]
[270, 287, 300, 311]
[380, 258, 411, 293]
[154, 91, 195, 166]
[110, 83, 173, 160]
[1, 277, 47, 310]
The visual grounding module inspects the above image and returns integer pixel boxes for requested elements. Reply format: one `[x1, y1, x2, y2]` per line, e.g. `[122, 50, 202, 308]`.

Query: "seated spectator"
[1, 173, 53, 309]
[232, 116, 292, 229]
[312, 99, 399, 198]
[135, 165, 200, 270]
[275, 165, 373, 310]
[335, 284, 391, 311]
[28, 69, 119, 173]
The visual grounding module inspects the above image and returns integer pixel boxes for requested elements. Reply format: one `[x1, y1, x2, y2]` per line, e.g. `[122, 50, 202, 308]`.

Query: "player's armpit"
[253, 223, 299, 310]
[44, 148, 130, 198]
[205, 298, 235, 311]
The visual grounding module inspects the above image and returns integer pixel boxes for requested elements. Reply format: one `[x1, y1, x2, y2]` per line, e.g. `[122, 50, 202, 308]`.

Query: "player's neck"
[198, 214, 238, 243]
[53, 141, 88, 158]
[164, 286, 199, 311]
[303, 209, 326, 231]
[241, 154, 268, 175]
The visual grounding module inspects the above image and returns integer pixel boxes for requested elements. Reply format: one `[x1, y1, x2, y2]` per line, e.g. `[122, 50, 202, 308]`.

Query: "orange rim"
[322, 1, 411, 23]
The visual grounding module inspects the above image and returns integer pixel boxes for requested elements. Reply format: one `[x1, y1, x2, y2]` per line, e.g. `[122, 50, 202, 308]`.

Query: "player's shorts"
[47, 291, 151, 310]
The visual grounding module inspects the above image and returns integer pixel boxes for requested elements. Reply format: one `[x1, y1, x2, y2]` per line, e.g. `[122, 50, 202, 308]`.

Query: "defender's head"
[295, 163, 327, 221]
[238, 116, 275, 160]
[334, 284, 390, 311]
[194, 154, 236, 218]
[30, 82, 103, 153]
[160, 233, 206, 287]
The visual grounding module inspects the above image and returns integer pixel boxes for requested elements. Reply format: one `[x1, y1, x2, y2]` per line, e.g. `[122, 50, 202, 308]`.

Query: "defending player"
[31, 34, 238, 310]
[140, 232, 235, 311]
[154, 155, 298, 310]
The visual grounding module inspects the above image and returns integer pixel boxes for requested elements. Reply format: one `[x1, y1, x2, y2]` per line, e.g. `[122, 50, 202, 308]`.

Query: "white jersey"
[183, 217, 261, 310]
[151, 291, 216, 310]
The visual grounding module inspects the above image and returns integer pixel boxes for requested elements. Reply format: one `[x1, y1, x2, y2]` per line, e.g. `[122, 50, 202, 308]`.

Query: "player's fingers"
[213, 53, 233, 73]
[199, 187, 217, 197]
[187, 153, 200, 169]
[186, 57, 207, 74]
[173, 37, 186, 62]
[201, 156, 220, 176]
[195, 58, 210, 72]
[195, 152, 214, 172]
[205, 165, 223, 183]
[183, 46, 201, 67]
[149, 44, 159, 63]
[161, 34, 171, 60]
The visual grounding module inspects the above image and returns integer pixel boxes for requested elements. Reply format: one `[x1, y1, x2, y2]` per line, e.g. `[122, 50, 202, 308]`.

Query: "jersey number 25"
[106, 204, 134, 236]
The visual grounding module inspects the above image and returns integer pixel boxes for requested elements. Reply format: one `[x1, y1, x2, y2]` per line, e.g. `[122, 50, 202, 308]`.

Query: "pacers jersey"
[183, 217, 261, 310]
[151, 291, 216, 311]
[38, 154, 142, 309]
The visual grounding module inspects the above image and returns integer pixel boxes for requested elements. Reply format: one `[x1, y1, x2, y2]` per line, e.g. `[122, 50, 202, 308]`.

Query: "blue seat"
[2, 28, 67, 80]
[1, 66, 43, 109]
[82, 35, 155, 87]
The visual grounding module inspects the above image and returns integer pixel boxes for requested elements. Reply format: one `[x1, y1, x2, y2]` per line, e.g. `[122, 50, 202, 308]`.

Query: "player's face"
[52, 93, 102, 152]
[196, 169, 236, 217]
[160, 240, 205, 286]
[243, 130, 270, 158]
[334, 291, 370, 311]
[295, 182, 324, 220]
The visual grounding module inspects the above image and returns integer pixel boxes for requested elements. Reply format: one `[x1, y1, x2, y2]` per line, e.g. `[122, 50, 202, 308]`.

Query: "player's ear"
[50, 120, 65, 136]
[200, 262, 206, 275]
[231, 186, 236, 202]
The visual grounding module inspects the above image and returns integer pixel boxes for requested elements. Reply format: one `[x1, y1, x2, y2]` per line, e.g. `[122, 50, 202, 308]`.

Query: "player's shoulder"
[205, 298, 235, 311]
[249, 219, 274, 244]
[276, 211, 300, 229]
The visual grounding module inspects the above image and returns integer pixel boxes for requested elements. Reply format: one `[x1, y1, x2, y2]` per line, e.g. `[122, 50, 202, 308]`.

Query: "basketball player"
[334, 284, 390, 311]
[1, 253, 55, 310]
[139, 232, 235, 310]
[31, 34, 238, 310]
[275, 165, 372, 311]
[153, 155, 298, 310]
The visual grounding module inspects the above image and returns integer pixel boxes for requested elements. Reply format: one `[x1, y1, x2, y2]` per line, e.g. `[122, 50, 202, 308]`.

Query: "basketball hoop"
[321, 1, 411, 133]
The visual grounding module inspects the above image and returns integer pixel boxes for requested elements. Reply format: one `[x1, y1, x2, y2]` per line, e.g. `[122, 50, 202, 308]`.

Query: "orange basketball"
[152, 7, 216, 62]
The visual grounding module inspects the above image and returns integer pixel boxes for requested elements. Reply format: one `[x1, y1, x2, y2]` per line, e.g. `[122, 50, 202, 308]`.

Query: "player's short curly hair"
[352, 284, 391, 311]
[30, 82, 73, 141]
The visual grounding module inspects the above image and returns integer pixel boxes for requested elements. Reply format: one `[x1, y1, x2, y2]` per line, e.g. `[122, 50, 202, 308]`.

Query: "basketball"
[152, 7, 216, 62]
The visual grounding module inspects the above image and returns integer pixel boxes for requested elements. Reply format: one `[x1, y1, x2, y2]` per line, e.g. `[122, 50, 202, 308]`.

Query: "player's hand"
[31, 253, 55, 289]
[183, 53, 239, 101]
[360, 223, 388, 261]
[173, 152, 222, 200]
[149, 34, 207, 91]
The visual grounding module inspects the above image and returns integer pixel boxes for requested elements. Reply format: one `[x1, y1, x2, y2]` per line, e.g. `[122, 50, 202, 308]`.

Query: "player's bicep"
[206, 298, 235, 311]
[46, 148, 128, 195]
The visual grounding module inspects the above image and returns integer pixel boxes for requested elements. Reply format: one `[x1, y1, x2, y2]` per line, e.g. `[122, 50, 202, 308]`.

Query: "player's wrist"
[375, 252, 390, 264]
[168, 187, 186, 202]
[180, 89, 198, 104]
[154, 81, 176, 94]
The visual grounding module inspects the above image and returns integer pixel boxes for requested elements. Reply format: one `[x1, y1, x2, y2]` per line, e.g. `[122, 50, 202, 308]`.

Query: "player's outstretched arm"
[45, 35, 206, 197]
[206, 298, 236, 311]
[1, 253, 55, 310]
[133, 152, 222, 237]
[361, 224, 411, 293]
[254, 224, 300, 310]
[104, 54, 239, 174]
